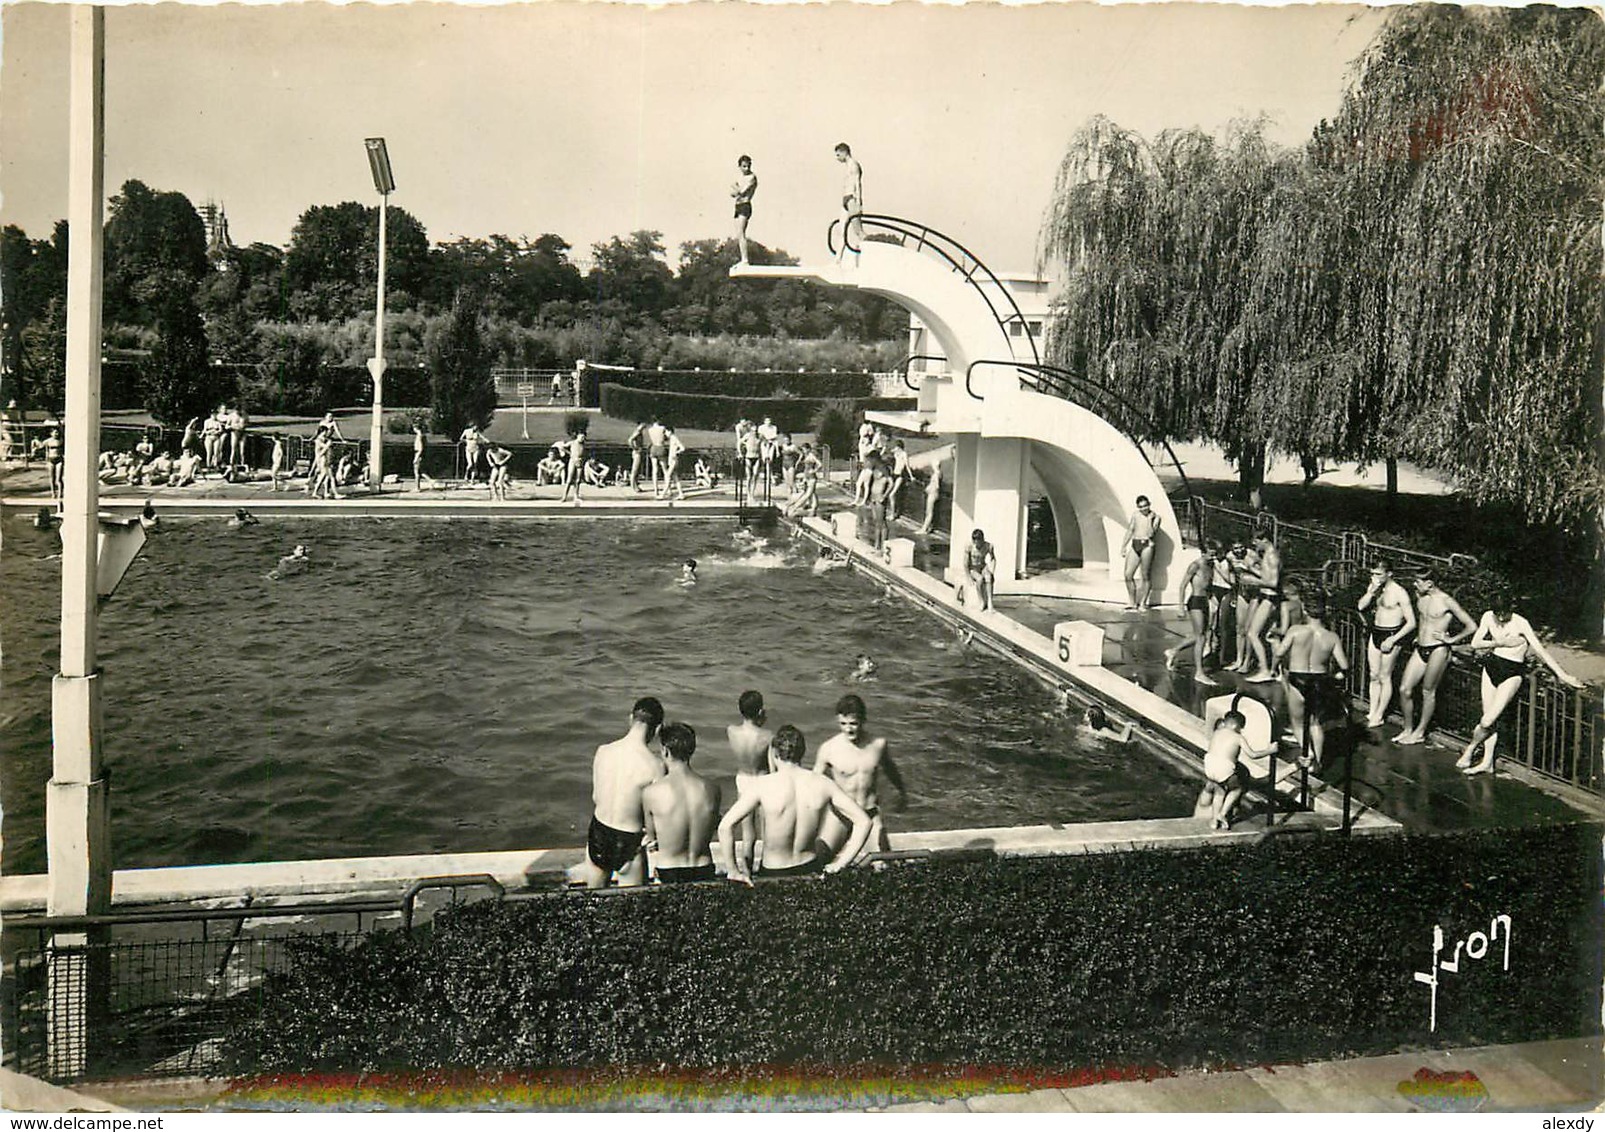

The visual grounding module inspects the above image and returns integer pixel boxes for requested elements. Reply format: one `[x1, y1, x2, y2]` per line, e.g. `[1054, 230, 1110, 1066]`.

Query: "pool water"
[0, 515, 1200, 873]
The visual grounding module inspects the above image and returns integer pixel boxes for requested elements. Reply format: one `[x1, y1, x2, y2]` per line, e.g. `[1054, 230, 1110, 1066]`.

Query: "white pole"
[47, 4, 110, 1081]
[50, 3, 109, 919]
[367, 191, 388, 487]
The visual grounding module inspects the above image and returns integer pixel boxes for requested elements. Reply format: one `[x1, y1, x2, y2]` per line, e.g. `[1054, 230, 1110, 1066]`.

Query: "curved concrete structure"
[734, 239, 1194, 603]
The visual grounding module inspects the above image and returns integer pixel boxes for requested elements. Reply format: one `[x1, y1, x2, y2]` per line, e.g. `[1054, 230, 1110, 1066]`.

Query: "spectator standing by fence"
[1458, 597, 1585, 776]
[1357, 561, 1416, 729]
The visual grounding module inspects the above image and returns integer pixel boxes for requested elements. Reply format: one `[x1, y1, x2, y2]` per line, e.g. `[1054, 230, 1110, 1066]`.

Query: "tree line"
[0, 184, 903, 427]
[1039, 5, 1602, 559]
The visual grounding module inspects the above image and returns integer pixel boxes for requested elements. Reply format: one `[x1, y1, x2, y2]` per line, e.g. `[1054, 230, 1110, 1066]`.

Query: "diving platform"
[732, 220, 1197, 606]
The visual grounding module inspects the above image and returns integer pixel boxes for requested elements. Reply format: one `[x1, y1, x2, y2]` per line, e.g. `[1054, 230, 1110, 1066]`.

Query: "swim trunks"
[1257, 586, 1283, 609]
[650, 444, 668, 461]
[734, 201, 752, 220]
[1130, 538, 1151, 556]
[1415, 642, 1450, 664]
[757, 856, 827, 878]
[587, 816, 645, 877]
[1480, 653, 1526, 687]
[1186, 595, 1210, 613]
[1370, 624, 1403, 649]
[657, 863, 717, 884]
[1287, 671, 1344, 719]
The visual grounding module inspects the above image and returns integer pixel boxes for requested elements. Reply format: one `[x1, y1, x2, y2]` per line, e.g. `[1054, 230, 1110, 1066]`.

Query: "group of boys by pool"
[578, 690, 907, 888]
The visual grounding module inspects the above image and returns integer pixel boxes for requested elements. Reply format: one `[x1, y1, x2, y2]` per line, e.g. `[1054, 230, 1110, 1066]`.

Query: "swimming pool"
[0, 514, 1200, 873]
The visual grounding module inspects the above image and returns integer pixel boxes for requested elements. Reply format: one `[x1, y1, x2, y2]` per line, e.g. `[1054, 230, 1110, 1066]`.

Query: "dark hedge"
[615, 371, 875, 398]
[598, 382, 913, 434]
[221, 823, 1602, 1075]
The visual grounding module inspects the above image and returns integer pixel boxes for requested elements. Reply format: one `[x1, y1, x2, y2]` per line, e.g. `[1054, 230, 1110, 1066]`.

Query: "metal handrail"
[824, 212, 1040, 368]
[892, 353, 951, 393]
[963, 358, 1195, 502]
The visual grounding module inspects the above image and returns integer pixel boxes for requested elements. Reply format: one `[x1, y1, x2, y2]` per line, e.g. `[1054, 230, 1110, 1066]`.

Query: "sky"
[0, 1, 1390, 275]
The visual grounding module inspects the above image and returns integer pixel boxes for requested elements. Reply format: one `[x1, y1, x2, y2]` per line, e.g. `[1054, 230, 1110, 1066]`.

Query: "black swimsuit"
[656, 863, 717, 884]
[757, 856, 826, 878]
[1481, 653, 1526, 686]
[587, 817, 645, 876]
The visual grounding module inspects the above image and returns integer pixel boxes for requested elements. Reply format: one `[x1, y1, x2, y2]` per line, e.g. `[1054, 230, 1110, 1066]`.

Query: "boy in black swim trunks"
[642, 722, 721, 884]
[1275, 596, 1350, 770]
[582, 696, 666, 888]
[731, 155, 757, 265]
[1394, 572, 1475, 745]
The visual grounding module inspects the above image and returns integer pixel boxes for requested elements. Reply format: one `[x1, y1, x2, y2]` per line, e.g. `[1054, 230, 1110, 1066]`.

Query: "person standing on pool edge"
[1357, 560, 1415, 728]
[815, 693, 905, 860]
[731, 155, 757, 265]
[583, 696, 666, 889]
[1120, 495, 1160, 611]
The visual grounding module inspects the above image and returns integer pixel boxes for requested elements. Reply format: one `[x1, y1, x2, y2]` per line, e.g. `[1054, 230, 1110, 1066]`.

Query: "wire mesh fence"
[6, 920, 375, 1083]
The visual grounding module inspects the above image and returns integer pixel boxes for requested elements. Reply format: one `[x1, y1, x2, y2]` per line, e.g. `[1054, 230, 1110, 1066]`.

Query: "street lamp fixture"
[364, 138, 393, 487]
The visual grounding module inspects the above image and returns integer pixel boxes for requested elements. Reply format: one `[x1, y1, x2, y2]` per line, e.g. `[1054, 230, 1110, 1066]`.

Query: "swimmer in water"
[227, 508, 259, 528]
[269, 544, 310, 579]
[1081, 703, 1135, 745]
[33, 507, 57, 530]
[139, 500, 159, 530]
[812, 546, 850, 574]
[680, 558, 698, 586]
[852, 654, 878, 681]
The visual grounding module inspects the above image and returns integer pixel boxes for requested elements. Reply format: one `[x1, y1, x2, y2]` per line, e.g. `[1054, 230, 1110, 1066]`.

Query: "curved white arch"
[732, 241, 1193, 602]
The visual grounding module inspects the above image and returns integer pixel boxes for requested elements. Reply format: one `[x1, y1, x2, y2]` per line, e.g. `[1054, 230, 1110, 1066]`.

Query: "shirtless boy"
[731, 155, 758, 265]
[642, 722, 721, 884]
[1274, 596, 1350, 770]
[1357, 560, 1416, 728]
[582, 696, 666, 889]
[834, 143, 864, 265]
[1394, 572, 1475, 745]
[718, 725, 872, 882]
[1199, 711, 1251, 830]
[726, 690, 776, 877]
[1240, 536, 1283, 681]
[560, 430, 586, 505]
[1120, 496, 1161, 611]
[814, 694, 906, 858]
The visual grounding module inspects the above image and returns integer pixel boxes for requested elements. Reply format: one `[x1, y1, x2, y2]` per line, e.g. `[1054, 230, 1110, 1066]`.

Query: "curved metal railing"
[963, 358, 1194, 501]
[825, 213, 1040, 368]
[892, 353, 951, 394]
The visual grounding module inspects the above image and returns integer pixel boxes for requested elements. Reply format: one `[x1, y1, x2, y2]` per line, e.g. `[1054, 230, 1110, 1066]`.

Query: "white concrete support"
[947, 433, 980, 585]
[972, 436, 1028, 585]
[49, 5, 109, 1082]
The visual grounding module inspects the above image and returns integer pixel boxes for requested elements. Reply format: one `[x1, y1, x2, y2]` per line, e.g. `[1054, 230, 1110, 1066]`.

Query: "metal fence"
[6, 920, 370, 1082]
[1198, 500, 1602, 796]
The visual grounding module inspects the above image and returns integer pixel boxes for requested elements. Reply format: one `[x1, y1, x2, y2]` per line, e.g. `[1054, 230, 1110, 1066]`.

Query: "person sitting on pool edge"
[642, 722, 721, 884]
[962, 528, 996, 611]
[582, 695, 666, 889]
[717, 724, 872, 883]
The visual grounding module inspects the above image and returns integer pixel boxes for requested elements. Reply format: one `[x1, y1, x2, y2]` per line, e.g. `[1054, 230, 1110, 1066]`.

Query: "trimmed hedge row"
[222, 823, 1602, 1075]
[614, 371, 875, 398]
[95, 361, 434, 418]
[599, 382, 914, 434]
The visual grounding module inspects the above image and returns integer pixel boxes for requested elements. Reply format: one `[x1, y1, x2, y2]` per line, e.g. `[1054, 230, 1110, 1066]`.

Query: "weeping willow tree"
[1039, 117, 1293, 500]
[1040, 7, 1604, 627]
[1322, 5, 1604, 531]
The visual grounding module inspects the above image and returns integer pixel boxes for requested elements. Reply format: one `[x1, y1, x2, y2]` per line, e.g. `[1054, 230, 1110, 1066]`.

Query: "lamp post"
[364, 138, 395, 488]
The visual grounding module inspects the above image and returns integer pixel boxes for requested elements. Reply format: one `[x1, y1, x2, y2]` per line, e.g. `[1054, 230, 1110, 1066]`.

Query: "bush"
[811, 398, 858, 458]
[598, 383, 913, 435]
[616, 371, 875, 399]
[222, 823, 1603, 1075]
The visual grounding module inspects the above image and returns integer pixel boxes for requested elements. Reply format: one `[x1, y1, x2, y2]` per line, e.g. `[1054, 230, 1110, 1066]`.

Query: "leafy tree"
[138, 282, 213, 426]
[104, 180, 208, 326]
[17, 296, 68, 412]
[426, 289, 495, 439]
[285, 202, 430, 321]
[245, 325, 329, 416]
[588, 230, 674, 314]
[432, 233, 585, 320]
